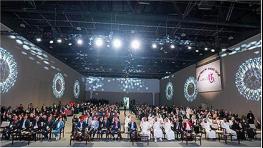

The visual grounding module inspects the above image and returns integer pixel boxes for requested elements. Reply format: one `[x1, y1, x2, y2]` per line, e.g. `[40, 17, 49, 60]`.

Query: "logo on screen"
[208, 73, 215, 83]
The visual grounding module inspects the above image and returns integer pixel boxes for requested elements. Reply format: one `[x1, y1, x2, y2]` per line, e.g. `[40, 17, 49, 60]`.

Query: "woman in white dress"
[153, 117, 163, 142]
[140, 117, 151, 139]
[202, 119, 216, 139]
[124, 115, 131, 133]
[221, 118, 237, 139]
[164, 118, 175, 141]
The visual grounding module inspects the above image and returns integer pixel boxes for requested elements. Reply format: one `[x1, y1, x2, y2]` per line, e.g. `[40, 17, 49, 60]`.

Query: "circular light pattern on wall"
[184, 76, 198, 102]
[0, 47, 18, 93]
[73, 80, 80, 98]
[235, 57, 261, 101]
[52, 73, 65, 98]
[165, 82, 173, 100]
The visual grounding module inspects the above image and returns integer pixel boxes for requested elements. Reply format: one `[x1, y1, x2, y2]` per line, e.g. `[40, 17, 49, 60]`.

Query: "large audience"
[0, 101, 261, 144]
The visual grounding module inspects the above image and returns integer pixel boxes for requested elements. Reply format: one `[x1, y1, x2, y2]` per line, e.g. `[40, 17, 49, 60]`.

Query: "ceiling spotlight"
[204, 47, 208, 51]
[170, 44, 175, 49]
[77, 39, 83, 45]
[68, 43, 72, 46]
[152, 43, 157, 49]
[9, 35, 16, 39]
[187, 46, 192, 50]
[95, 37, 104, 48]
[222, 48, 227, 52]
[112, 38, 122, 49]
[131, 39, 140, 50]
[36, 38, 42, 42]
[211, 49, 215, 52]
[57, 38, 62, 43]
[195, 49, 199, 52]
[49, 40, 54, 44]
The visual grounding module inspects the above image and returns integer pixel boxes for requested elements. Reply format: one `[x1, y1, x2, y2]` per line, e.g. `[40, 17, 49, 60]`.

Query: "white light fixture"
[195, 50, 199, 52]
[68, 43, 72, 46]
[36, 38, 42, 42]
[222, 48, 227, 52]
[112, 38, 122, 49]
[211, 49, 215, 52]
[95, 37, 104, 48]
[131, 39, 140, 50]
[170, 44, 175, 49]
[204, 47, 208, 51]
[152, 43, 157, 49]
[77, 39, 83, 45]
[187, 46, 192, 50]
[57, 38, 62, 43]
[49, 40, 54, 44]
[9, 35, 16, 39]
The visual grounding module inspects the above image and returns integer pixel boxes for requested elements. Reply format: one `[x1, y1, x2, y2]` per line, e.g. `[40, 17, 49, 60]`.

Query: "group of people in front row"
[1, 102, 67, 141]
[1, 102, 261, 143]
[71, 103, 122, 140]
[129, 104, 260, 142]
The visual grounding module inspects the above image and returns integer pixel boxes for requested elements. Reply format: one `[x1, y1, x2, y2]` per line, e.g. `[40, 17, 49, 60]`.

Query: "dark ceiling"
[1, 1, 261, 79]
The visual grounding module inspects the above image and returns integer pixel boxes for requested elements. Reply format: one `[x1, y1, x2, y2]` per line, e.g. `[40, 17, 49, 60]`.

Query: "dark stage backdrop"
[0, 32, 85, 107]
[160, 34, 261, 119]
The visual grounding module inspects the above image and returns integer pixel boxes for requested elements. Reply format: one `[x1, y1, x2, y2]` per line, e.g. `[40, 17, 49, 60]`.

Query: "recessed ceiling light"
[49, 40, 54, 44]
[57, 38, 62, 43]
[9, 35, 16, 39]
[187, 46, 192, 50]
[170, 44, 175, 49]
[68, 43, 72, 46]
[221, 48, 227, 52]
[211, 49, 215, 52]
[204, 47, 208, 51]
[195, 49, 199, 52]
[36, 38, 42, 42]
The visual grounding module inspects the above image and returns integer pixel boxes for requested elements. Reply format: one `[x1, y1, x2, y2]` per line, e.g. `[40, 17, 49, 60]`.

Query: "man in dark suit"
[76, 117, 88, 133]
[128, 117, 137, 141]
[98, 117, 110, 138]
[110, 117, 121, 140]
[19, 115, 30, 130]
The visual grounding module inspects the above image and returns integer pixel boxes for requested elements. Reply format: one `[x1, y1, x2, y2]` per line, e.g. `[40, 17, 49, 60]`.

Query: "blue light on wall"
[235, 57, 261, 101]
[0, 47, 18, 93]
[52, 73, 65, 98]
[165, 82, 173, 100]
[73, 80, 80, 99]
[184, 76, 198, 102]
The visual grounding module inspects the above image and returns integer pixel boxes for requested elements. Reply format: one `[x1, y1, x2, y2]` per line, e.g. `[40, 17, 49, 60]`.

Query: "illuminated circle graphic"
[165, 82, 173, 100]
[73, 80, 80, 98]
[184, 77, 198, 102]
[235, 57, 261, 101]
[0, 47, 18, 93]
[52, 73, 65, 98]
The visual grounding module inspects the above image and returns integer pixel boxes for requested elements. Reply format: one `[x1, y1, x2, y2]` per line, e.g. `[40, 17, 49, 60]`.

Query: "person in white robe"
[153, 118, 163, 142]
[164, 118, 175, 141]
[124, 115, 131, 133]
[140, 117, 151, 139]
[202, 119, 216, 139]
[221, 118, 237, 139]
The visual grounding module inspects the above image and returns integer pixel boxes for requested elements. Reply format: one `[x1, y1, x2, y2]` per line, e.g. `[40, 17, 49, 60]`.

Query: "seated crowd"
[71, 102, 122, 141]
[130, 104, 261, 143]
[0, 102, 68, 141]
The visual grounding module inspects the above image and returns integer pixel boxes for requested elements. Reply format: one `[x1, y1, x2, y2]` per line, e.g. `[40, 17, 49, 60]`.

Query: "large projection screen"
[196, 59, 222, 92]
